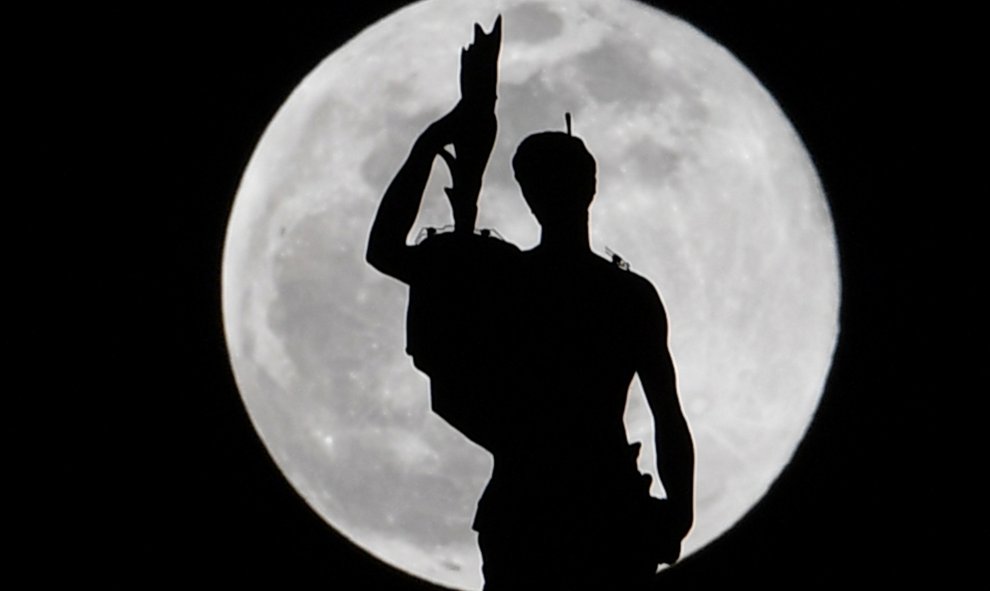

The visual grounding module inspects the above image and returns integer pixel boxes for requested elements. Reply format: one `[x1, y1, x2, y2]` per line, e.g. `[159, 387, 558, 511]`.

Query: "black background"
[93, 1, 941, 587]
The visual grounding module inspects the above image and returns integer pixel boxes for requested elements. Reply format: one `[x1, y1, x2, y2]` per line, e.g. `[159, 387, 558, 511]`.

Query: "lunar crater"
[504, 2, 564, 44]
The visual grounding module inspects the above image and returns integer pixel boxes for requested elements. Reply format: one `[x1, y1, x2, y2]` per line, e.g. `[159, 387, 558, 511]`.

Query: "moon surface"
[222, 0, 840, 588]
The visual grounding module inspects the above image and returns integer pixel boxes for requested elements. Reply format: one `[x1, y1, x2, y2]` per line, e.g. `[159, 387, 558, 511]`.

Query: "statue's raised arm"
[441, 16, 501, 234]
[366, 16, 502, 282]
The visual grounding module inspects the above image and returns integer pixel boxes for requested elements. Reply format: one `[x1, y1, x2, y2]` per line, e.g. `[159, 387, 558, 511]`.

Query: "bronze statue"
[367, 17, 694, 589]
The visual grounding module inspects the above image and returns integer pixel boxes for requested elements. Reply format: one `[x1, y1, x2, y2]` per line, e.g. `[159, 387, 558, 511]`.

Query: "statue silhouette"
[366, 17, 694, 590]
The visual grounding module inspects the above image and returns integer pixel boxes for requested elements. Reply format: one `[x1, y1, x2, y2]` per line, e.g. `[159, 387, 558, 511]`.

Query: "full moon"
[222, 0, 840, 589]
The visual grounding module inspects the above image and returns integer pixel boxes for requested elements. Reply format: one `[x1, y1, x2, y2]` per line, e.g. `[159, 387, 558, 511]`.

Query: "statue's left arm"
[637, 280, 695, 561]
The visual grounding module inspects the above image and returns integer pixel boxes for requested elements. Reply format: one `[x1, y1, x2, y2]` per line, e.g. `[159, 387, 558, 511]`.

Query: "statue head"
[512, 130, 597, 225]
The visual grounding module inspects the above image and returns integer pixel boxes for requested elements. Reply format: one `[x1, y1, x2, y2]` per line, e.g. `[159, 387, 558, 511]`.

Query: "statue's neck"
[537, 215, 591, 253]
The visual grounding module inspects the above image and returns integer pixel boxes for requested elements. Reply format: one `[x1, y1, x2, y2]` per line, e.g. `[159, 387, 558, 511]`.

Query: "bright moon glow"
[222, 0, 840, 589]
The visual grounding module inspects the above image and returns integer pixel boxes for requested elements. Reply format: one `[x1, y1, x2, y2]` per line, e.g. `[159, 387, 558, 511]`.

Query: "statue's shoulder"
[411, 226, 520, 276]
[592, 248, 665, 311]
[414, 226, 520, 251]
[596, 247, 645, 287]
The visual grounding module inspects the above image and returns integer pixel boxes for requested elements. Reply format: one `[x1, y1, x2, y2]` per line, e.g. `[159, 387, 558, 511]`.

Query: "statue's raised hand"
[439, 16, 502, 233]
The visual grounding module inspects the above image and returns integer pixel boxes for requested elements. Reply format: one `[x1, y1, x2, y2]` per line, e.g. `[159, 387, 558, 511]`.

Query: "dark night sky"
[87, 1, 943, 587]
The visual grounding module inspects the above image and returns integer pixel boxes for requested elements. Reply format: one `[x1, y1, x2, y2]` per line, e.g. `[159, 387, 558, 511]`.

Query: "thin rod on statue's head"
[565, 112, 572, 136]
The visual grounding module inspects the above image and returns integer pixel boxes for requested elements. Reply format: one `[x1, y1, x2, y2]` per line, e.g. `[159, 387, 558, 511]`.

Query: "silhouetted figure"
[366, 17, 694, 590]
[473, 129, 694, 590]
